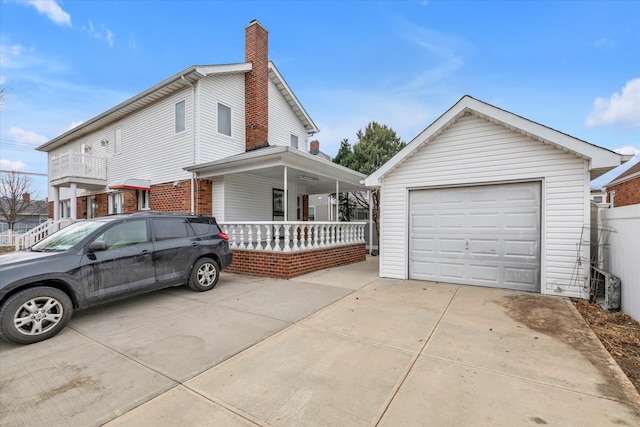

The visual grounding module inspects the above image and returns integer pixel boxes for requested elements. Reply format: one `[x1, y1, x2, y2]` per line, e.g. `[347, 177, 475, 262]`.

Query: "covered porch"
[185, 146, 370, 278]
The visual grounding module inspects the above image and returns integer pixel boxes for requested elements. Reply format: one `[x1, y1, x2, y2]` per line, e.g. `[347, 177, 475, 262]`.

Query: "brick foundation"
[225, 243, 366, 279]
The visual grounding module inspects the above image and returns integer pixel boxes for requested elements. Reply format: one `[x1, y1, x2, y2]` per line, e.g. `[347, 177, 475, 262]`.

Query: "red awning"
[107, 179, 150, 191]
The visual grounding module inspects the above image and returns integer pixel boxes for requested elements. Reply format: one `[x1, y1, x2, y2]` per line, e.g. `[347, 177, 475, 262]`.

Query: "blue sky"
[1, 0, 639, 197]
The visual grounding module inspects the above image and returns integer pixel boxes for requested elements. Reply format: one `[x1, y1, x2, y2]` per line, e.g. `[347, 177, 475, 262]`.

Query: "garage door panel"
[439, 213, 465, 229]
[504, 211, 539, 230]
[409, 182, 541, 292]
[411, 213, 436, 229]
[470, 213, 499, 229]
[410, 237, 435, 252]
[504, 239, 538, 258]
[439, 262, 466, 280]
[439, 238, 465, 255]
[469, 264, 499, 282]
[504, 267, 539, 289]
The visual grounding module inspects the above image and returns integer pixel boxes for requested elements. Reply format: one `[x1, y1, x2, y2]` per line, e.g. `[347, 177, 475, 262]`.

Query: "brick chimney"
[310, 140, 320, 155]
[22, 193, 31, 204]
[245, 20, 269, 151]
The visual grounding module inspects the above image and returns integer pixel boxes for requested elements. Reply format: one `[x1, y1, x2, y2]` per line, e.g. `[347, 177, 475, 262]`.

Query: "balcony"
[49, 151, 107, 189]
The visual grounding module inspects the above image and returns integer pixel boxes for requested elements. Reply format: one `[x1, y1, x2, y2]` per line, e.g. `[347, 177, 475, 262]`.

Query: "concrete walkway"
[1, 257, 639, 426]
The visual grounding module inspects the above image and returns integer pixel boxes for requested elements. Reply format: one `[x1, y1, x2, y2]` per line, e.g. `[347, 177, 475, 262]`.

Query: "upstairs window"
[218, 103, 231, 136]
[114, 127, 122, 154]
[175, 100, 186, 133]
[290, 134, 299, 149]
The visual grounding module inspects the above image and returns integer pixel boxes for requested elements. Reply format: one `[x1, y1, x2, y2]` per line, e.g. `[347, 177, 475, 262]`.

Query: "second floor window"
[114, 127, 122, 154]
[175, 100, 186, 133]
[290, 134, 299, 149]
[218, 103, 231, 136]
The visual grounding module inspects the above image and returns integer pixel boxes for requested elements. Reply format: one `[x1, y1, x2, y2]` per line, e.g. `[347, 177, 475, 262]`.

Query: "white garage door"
[409, 182, 541, 292]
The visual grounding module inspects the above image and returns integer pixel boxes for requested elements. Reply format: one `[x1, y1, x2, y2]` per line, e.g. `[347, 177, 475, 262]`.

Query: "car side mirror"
[87, 241, 108, 252]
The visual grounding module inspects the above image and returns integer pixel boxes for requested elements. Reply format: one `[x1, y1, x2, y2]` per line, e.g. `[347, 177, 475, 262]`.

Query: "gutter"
[181, 75, 197, 213]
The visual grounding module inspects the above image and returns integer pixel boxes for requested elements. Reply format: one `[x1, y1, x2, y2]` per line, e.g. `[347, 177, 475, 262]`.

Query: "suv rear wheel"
[0, 287, 73, 345]
[188, 257, 220, 292]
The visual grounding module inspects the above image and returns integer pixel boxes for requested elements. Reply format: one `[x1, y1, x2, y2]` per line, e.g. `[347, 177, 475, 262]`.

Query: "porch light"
[101, 138, 109, 146]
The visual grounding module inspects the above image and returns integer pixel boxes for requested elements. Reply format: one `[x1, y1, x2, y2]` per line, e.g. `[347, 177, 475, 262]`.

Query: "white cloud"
[21, 0, 71, 26]
[8, 126, 49, 148]
[615, 146, 640, 156]
[0, 159, 28, 171]
[586, 78, 640, 128]
[81, 20, 115, 47]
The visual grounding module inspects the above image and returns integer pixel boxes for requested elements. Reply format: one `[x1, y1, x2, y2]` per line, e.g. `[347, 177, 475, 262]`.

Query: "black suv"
[0, 212, 233, 344]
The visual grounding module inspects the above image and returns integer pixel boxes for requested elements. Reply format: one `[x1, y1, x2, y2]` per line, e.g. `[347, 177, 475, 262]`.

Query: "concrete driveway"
[1, 257, 639, 426]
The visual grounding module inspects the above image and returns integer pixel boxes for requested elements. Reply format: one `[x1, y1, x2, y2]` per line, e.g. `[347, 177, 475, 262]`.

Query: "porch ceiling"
[184, 146, 367, 193]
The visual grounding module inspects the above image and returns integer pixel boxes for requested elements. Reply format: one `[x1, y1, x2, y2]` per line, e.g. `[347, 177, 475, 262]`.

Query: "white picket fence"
[0, 219, 75, 250]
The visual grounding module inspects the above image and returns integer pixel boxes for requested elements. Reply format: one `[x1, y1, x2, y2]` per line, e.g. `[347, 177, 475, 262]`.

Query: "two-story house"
[35, 20, 368, 278]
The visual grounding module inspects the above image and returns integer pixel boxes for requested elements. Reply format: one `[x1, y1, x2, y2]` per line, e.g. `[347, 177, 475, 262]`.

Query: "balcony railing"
[219, 221, 366, 252]
[50, 151, 107, 181]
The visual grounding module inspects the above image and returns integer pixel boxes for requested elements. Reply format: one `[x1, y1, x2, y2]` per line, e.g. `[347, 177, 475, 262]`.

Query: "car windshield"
[31, 221, 106, 252]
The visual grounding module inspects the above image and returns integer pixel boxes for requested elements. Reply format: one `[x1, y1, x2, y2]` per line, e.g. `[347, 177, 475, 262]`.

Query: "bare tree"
[0, 171, 40, 231]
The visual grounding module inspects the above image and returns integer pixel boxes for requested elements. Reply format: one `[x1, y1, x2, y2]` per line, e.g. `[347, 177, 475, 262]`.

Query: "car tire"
[188, 257, 220, 292]
[0, 287, 73, 345]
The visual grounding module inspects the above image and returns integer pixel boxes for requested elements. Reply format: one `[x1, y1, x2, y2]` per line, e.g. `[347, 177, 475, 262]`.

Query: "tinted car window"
[187, 218, 214, 236]
[94, 220, 148, 249]
[153, 218, 189, 240]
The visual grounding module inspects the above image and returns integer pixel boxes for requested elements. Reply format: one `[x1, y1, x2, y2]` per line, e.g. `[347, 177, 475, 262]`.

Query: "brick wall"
[50, 178, 213, 220]
[244, 20, 269, 151]
[608, 178, 640, 207]
[225, 243, 366, 279]
[150, 180, 191, 212]
[195, 179, 213, 214]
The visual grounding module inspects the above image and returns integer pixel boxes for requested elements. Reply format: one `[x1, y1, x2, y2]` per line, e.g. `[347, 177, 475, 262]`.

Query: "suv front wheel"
[188, 257, 220, 292]
[0, 287, 73, 345]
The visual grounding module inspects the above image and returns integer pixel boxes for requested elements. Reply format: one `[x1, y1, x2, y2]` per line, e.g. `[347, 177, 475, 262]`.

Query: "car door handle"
[192, 242, 199, 247]
[141, 250, 150, 256]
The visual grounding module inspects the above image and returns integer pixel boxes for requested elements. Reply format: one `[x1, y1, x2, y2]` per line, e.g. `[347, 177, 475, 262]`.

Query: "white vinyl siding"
[216, 174, 299, 222]
[379, 114, 588, 297]
[198, 74, 246, 162]
[268, 78, 308, 151]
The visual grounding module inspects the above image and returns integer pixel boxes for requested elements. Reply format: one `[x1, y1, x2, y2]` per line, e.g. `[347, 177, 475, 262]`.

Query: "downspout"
[181, 75, 197, 213]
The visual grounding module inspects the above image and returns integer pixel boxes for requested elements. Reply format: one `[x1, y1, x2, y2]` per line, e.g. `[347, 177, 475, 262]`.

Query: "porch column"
[70, 183, 78, 220]
[52, 186, 60, 221]
[369, 189, 373, 254]
[283, 166, 288, 221]
[335, 180, 339, 221]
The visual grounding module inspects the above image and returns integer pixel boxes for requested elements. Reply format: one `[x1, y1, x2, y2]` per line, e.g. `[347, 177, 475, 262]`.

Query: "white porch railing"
[14, 219, 75, 250]
[50, 151, 107, 181]
[219, 221, 366, 252]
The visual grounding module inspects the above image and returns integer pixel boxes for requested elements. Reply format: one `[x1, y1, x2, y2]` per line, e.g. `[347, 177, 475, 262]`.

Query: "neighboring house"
[605, 161, 640, 207]
[365, 96, 629, 297]
[35, 20, 367, 278]
[590, 188, 607, 204]
[0, 194, 48, 233]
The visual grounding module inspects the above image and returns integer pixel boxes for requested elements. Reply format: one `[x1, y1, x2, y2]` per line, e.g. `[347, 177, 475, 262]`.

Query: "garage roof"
[365, 96, 630, 187]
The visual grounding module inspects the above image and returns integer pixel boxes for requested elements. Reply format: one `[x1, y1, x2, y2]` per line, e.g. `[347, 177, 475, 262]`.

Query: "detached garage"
[365, 96, 628, 297]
